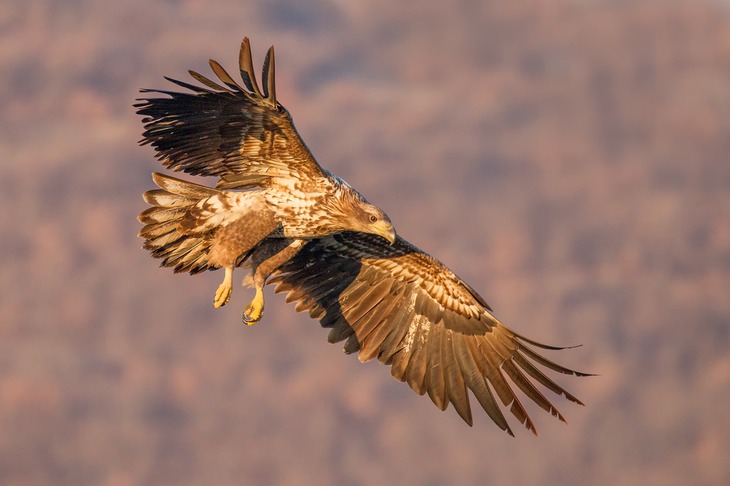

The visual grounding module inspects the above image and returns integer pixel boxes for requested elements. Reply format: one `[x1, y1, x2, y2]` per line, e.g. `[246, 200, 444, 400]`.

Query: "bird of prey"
[136, 37, 589, 434]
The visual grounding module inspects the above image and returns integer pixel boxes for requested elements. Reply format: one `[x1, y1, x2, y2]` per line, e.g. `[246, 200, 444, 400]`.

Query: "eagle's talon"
[213, 282, 232, 308]
[213, 266, 234, 308]
[242, 287, 264, 325]
[242, 304, 263, 325]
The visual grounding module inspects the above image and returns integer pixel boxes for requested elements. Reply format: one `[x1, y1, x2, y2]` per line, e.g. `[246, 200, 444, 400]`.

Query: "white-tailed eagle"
[136, 37, 589, 434]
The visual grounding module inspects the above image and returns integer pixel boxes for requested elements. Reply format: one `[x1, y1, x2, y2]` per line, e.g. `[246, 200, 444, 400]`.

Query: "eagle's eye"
[369, 214, 378, 223]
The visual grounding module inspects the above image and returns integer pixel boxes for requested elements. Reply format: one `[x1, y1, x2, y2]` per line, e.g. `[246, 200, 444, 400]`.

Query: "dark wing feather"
[134, 37, 325, 186]
[270, 232, 591, 434]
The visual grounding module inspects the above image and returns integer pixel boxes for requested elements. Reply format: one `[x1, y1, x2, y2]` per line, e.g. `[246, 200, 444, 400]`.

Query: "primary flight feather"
[136, 37, 589, 434]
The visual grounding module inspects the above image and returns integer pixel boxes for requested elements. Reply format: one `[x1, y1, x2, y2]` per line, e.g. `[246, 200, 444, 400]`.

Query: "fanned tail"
[138, 173, 220, 274]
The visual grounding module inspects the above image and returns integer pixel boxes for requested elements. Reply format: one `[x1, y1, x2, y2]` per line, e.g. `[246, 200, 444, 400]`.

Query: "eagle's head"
[356, 204, 396, 245]
[329, 175, 396, 244]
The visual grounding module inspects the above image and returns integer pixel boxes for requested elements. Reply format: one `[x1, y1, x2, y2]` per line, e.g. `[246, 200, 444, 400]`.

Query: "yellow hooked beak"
[372, 221, 396, 245]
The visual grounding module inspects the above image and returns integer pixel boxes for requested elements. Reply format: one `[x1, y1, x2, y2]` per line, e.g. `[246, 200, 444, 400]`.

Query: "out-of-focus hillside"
[1, 0, 729, 484]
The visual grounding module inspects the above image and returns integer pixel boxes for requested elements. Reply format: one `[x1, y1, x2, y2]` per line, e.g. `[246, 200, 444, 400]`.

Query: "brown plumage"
[136, 37, 590, 433]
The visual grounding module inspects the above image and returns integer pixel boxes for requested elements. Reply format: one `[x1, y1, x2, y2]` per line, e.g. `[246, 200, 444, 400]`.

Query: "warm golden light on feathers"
[136, 37, 589, 434]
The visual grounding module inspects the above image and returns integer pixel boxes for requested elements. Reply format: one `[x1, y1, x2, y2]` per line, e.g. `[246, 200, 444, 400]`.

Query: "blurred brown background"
[2, 1, 729, 484]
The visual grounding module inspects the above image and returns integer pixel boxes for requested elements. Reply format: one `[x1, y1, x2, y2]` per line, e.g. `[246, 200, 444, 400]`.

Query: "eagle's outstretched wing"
[270, 232, 590, 434]
[135, 37, 325, 187]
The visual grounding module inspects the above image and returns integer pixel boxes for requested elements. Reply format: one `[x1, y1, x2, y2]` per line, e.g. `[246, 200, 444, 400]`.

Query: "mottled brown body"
[205, 203, 277, 268]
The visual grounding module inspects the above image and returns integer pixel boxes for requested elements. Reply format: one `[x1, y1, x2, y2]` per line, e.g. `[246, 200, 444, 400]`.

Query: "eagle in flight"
[136, 37, 589, 434]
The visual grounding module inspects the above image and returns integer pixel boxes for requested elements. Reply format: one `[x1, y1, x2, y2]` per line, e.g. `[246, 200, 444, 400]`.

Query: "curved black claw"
[242, 304, 264, 326]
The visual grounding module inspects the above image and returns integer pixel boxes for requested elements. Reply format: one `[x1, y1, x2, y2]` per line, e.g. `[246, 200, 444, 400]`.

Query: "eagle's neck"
[267, 174, 370, 239]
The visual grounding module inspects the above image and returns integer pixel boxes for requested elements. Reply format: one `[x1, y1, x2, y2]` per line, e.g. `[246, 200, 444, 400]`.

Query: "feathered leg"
[243, 239, 306, 325]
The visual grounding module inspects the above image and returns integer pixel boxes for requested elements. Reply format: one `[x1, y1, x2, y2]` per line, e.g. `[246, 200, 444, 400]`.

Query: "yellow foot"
[213, 266, 234, 308]
[242, 288, 264, 325]
[213, 282, 232, 308]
